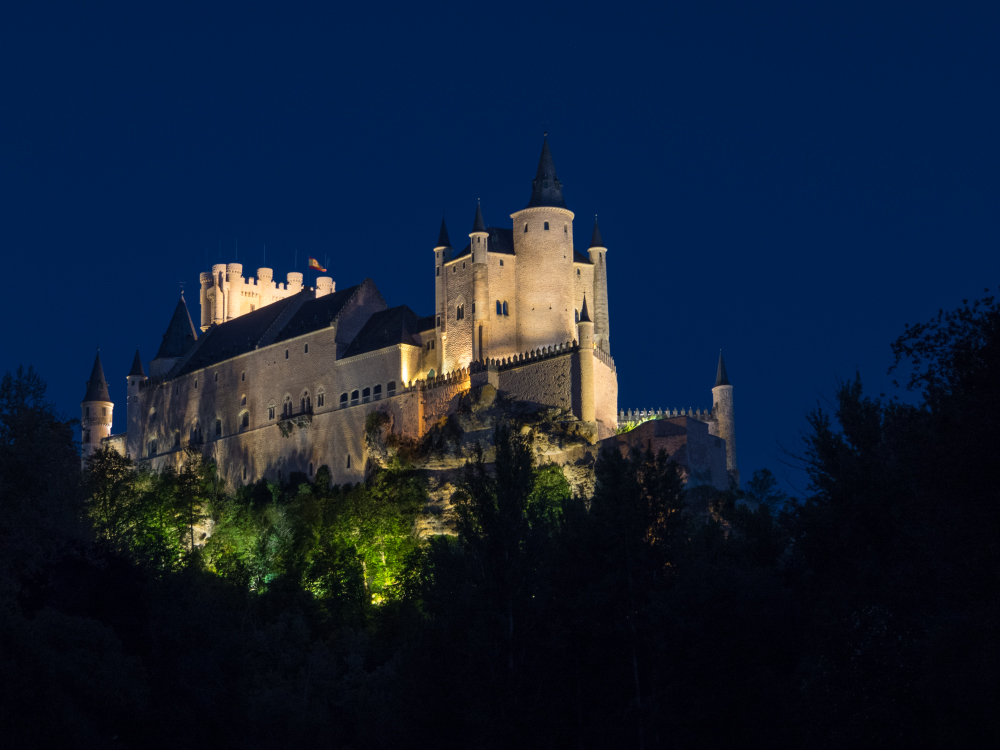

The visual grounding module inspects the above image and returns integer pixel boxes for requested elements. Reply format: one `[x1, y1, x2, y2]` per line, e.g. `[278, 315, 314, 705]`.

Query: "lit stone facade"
[86, 137, 738, 489]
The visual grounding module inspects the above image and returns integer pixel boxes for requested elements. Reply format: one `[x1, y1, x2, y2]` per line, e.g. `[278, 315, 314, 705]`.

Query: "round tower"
[287, 272, 303, 294]
[711, 352, 739, 487]
[126, 348, 147, 460]
[199, 272, 213, 331]
[432, 218, 452, 373]
[257, 267, 273, 305]
[212, 263, 226, 324]
[470, 203, 490, 362]
[512, 134, 576, 353]
[577, 295, 596, 422]
[81, 351, 114, 465]
[587, 218, 611, 354]
[226, 263, 244, 319]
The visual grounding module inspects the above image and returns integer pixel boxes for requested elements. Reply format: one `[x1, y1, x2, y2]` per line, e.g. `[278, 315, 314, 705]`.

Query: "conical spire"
[83, 351, 111, 402]
[579, 293, 592, 323]
[128, 348, 146, 378]
[471, 202, 487, 234]
[715, 351, 731, 387]
[589, 217, 605, 248]
[436, 217, 452, 248]
[526, 133, 568, 209]
[155, 294, 198, 359]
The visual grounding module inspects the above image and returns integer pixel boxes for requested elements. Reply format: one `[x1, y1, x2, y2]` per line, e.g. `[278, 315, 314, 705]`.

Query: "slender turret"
[81, 351, 113, 464]
[577, 294, 596, 422]
[711, 352, 738, 487]
[433, 217, 451, 370]
[587, 217, 611, 353]
[471, 204, 490, 361]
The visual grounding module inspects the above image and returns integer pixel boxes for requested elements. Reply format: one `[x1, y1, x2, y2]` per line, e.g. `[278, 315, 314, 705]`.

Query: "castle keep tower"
[432, 218, 452, 372]
[576, 295, 596, 422]
[81, 351, 113, 464]
[512, 135, 576, 353]
[711, 352, 738, 486]
[470, 203, 490, 361]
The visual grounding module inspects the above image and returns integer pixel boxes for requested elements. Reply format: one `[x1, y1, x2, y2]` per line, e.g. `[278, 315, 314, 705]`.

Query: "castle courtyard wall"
[609, 417, 728, 490]
[593, 355, 618, 439]
[497, 352, 573, 413]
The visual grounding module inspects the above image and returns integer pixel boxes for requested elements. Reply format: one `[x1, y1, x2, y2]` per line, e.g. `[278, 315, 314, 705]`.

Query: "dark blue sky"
[2, 1, 998, 493]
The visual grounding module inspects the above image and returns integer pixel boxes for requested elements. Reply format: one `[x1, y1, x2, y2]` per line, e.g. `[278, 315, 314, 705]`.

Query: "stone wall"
[497, 352, 573, 412]
[608, 417, 729, 491]
[593, 355, 618, 439]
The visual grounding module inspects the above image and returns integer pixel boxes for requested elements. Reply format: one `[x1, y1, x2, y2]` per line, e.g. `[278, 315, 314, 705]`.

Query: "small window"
[496, 300, 502, 315]
[241, 412, 249, 429]
[503, 301, 509, 316]
[500, 259, 504, 266]
[351, 390, 359, 406]
[149, 411, 157, 424]
[268, 405, 275, 420]
[472, 302, 476, 314]
[241, 395, 246, 405]
[340, 393, 348, 408]
[436, 315, 441, 328]
[387, 381, 396, 397]
[103, 407, 107, 415]
[308, 462, 313, 477]
[149, 440, 157, 457]
[174, 432, 180, 447]
[463, 261, 466, 268]
[575, 309, 579, 323]
[457, 304, 464, 320]
[524, 223, 528, 232]
[564, 224, 568, 234]
[243, 466, 247, 481]
[317, 392, 325, 408]
[215, 419, 222, 436]
[544, 221, 549, 230]
[85, 407, 90, 417]
[436, 267, 440, 277]
[133, 395, 137, 403]
[347, 454, 351, 468]
[214, 372, 218, 382]
[241, 371, 245, 381]
[285, 350, 289, 359]
[83, 430, 90, 443]
[304, 343, 309, 353]
[362, 387, 371, 404]
[194, 379, 197, 388]
[453, 266, 456, 273]
[576, 268, 580, 276]
[373, 384, 382, 401]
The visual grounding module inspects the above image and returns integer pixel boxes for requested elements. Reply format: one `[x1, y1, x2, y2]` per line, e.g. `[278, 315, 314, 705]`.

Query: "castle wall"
[486, 253, 517, 359]
[442, 258, 474, 373]
[609, 417, 728, 491]
[497, 352, 573, 412]
[573, 261, 595, 335]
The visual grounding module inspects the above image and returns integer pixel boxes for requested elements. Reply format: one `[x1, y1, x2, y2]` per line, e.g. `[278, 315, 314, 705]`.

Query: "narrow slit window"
[503, 301, 509, 316]
[524, 223, 528, 232]
[496, 300, 502, 315]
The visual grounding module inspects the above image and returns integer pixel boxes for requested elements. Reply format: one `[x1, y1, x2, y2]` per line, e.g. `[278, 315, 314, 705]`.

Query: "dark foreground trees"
[2, 292, 1000, 748]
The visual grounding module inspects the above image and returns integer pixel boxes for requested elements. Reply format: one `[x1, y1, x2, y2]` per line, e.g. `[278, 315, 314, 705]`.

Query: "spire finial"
[526, 134, 567, 209]
[472, 202, 487, 234]
[715, 350, 731, 387]
[579, 293, 592, 323]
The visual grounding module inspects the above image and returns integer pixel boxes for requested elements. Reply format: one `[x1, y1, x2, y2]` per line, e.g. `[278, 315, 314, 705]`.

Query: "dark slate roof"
[155, 295, 198, 359]
[177, 293, 303, 375]
[436, 217, 452, 248]
[128, 348, 146, 378]
[272, 285, 362, 344]
[579, 294, 592, 323]
[472, 203, 487, 233]
[573, 250, 593, 264]
[83, 352, 111, 402]
[417, 314, 435, 332]
[715, 352, 731, 387]
[590, 218, 605, 248]
[343, 305, 422, 358]
[455, 226, 516, 259]
[526, 135, 568, 209]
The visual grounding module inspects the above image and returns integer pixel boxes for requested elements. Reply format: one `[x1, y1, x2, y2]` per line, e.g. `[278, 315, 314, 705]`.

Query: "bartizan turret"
[711, 352, 738, 487]
[587, 218, 611, 354]
[81, 351, 113, 465]
[150, 293, 199, 378]
[470, 203, 490, 361]
[432, 217, 452, 372]
[126, 348, 147, 459]
[512, 134, 576, 353]
[577, 294, 596, 422]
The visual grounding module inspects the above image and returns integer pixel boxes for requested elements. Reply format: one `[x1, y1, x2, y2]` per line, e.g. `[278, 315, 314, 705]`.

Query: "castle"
[79, 137, 738, 491]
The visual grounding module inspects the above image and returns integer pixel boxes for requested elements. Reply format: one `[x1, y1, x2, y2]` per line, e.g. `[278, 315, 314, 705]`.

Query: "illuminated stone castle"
[80, 137, 738, 490]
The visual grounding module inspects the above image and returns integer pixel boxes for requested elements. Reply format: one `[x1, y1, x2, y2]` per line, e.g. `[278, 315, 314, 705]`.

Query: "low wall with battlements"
[608, 417, 729, 490]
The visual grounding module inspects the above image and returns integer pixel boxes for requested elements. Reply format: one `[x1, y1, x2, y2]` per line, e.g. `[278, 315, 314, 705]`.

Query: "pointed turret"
[579, 293, 592, 323]
[715, 351, 731, 387]
[589, 217, 605, 249]
[83, 351, 111, 402]
[435, 217, 452, 249]
[150, 294, 198, 377]
[526, 133, 568, 209]
[471, 202, 487, 234]
[128, 348, 146, 378]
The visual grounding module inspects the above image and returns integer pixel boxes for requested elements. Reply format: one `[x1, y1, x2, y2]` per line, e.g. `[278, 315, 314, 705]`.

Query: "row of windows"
[436, 257, 506, 277]
[454, 301, 510, 319]
[241, 453, 353, 483]
[523, 222, 567, 233]
[339, 381, 396, 407]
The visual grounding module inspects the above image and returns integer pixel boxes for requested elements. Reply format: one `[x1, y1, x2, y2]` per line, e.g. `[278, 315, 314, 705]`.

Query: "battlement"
[199, 261, 327, 330]
[618, 406, 716, 425]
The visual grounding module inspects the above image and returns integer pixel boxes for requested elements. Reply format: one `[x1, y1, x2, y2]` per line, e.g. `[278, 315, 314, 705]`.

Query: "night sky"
[2, 1, 998, 493]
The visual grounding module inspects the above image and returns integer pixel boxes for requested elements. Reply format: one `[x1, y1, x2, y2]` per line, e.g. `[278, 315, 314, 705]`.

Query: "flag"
[309, 257, 326, 272]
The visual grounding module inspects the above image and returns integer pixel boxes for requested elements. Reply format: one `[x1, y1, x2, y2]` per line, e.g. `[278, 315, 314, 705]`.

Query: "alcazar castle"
[78, 137, 738, 493]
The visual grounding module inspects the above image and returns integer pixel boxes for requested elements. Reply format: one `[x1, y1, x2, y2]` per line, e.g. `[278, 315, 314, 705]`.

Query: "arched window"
[174, 432, 180, 447]
[496, 300, 502, 315]
[148, 440, 157, 457]
[373, 384, 382, 401]
[241, 395, 247, 405]
[304, 343, 309, 354]
[351, 390, 359, 406]
[241, 371, 245, 381]
[241, 412, 249, 429]
[215, 418, 222, 436]
[214, 372, 218, 382]
[503, 301, 509, 316]
[428, 369, 436, 378]
[544, 221, 549, 230]
[340, 393, 348, 408]
[456, 304, 464, 320]
[387, 381, 396, 397]
[362, 387, 371, 404]
[317, 391, 325, 408]
[268, 403, 275, 420]
[523, 223, 528, 232]
[283, 396, 292, 417]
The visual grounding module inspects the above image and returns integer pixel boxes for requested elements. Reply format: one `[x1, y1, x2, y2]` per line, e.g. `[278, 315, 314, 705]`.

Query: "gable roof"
[343, 305, 422, 358]
[455, 226, 516, 259]
[155, 295, 198, 359]
[272, 284, 362, 344]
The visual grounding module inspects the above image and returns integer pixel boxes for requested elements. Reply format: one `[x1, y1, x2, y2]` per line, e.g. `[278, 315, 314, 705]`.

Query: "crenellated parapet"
[618, 406, 716, 424]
